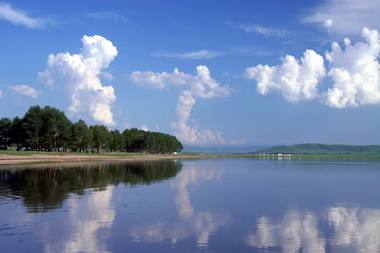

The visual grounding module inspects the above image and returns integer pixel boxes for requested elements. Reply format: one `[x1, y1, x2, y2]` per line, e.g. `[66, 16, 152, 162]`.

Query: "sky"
[0, 0, 379, 146]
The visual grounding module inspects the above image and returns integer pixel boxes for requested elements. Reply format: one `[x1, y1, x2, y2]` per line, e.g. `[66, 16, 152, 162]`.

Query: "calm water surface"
[1, 158, 380, 253]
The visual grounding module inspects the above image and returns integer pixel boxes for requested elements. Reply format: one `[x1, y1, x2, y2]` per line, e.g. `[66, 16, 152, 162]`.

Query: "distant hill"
[252, 143, 380, 155]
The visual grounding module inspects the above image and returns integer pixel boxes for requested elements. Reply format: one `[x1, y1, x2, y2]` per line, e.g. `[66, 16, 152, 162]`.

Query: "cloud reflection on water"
[41, 186, 115, 253]
[130, 162, 231, 247]
[171, 162, 223, 218]
[246, 210, 325, 253]
[16, 161, 379, 252]
[246, 205, 380, 253]
[130, 212, 232, 246]
[327, 206, 380, 252]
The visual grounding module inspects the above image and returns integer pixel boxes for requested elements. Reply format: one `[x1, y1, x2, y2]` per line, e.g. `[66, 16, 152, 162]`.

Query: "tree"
[90, 125, 111, 153]
[110, 129, 125, 152]
[3, 104, 183, 154]
[9, 116, 24, 150]
[42, 106, 72, 151]
[71, 119, 93, 153]
[0, 117, 12, 149]
[122, 129, 133, 151]
[22, 105, 44, 150]
[130, 128, 146, 153]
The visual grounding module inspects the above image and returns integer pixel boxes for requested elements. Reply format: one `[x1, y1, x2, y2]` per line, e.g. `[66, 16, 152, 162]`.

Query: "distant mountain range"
[251, 143, 380, 155]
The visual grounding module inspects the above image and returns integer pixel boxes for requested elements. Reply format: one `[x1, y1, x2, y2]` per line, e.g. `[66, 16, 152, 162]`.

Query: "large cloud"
[302, 0, 380, 35]
[245, 50, 326, 102]
[6, 85, 42, 98]
[131, 66, 231, 98]
[39, 35, 118, 126]
[171, 93, 229, 145]
[130, 66, 235, 144]
[0, 2, 54, 29]
[323, 27, 380, 108]
[245, 27, 380, 108]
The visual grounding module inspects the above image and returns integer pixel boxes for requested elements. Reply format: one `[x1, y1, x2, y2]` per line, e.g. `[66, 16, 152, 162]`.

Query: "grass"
[0, 150, 204, 158]
[0, 150, 146, 157]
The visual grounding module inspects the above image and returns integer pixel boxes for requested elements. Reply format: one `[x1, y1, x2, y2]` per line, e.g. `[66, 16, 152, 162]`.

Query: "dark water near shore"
[1, 158, 380, 253]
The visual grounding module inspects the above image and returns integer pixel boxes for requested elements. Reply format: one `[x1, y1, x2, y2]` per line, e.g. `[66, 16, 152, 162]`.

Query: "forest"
[0, 105, 183, 154]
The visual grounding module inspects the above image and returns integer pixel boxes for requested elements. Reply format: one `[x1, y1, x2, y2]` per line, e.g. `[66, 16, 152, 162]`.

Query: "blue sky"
[1, 0, 380, 146]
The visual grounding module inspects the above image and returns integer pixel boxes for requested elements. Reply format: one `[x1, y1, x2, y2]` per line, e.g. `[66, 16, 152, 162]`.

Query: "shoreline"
[0, 153, 213, 166]
[1, 153, 379, 167]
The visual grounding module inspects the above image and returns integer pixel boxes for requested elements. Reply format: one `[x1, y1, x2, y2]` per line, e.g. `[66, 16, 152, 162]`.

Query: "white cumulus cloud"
[7, 85, 42, 98]
[245, 50, 326, 102]
[131, 66, 232, 98]
[140, 125, 149, 131]
[130, 66, 234, 144]
[171, 93, 228, 145]
[130, 67, 189, 90]
[302, 0, 380, 35]
[152, 50, 224, 60]
[245, 27, 380, 109]
[323, 27, 380, 108]
[39, 35, 118, 126]
[0, 2, 54, 29]
[0, 90, 2, 98]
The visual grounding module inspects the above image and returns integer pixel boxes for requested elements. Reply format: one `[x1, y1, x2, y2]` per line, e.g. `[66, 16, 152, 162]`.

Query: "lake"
[1, 157, 380, 253]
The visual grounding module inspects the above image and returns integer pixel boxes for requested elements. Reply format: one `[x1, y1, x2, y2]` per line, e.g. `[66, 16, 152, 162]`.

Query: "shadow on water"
[0, 160, 182, 213]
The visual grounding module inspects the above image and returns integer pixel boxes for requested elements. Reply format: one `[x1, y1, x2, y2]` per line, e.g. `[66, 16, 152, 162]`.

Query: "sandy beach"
[0, 153, 210, 166]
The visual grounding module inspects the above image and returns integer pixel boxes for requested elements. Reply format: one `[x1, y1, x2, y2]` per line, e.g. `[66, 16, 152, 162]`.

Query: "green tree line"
[0, 105, 183, 153]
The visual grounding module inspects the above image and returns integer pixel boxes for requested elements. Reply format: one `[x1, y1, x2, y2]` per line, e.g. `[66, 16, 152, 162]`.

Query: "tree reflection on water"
[0, 160, 182, 212]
